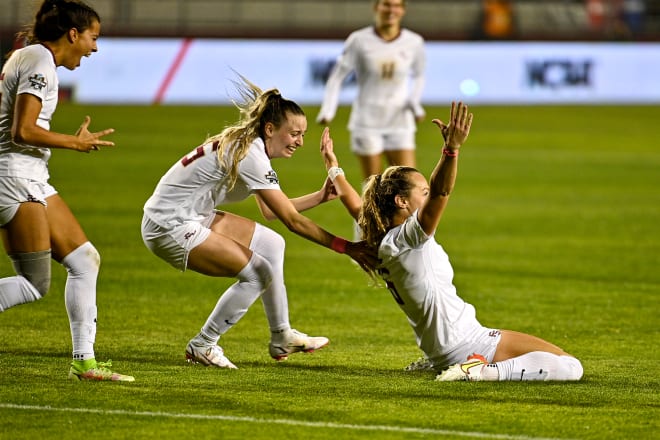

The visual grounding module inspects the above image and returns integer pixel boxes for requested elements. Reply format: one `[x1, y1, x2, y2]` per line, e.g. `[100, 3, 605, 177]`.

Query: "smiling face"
[61, 19, 100, 70]
[374, 0, 406, 29]
[397, 171, 429, 215]
[263, 112, 308, 159]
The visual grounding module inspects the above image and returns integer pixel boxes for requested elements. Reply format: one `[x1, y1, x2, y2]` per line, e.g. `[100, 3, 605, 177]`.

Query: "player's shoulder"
[400, 28, 425, 44]
[18, 44, 50, 59]
[347, 26, 376, 42]
[11, 44, 53, 70]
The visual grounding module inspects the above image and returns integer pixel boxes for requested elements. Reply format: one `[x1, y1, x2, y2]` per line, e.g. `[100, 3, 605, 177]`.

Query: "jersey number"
[180, 141, 219, 167]
[378, 268, 405, 305]
[381, 62, 396, 80]
[181, 146, 205, 166]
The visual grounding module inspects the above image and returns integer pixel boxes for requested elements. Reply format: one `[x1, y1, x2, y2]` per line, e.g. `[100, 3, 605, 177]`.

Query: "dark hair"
[20, 0, 100, 44]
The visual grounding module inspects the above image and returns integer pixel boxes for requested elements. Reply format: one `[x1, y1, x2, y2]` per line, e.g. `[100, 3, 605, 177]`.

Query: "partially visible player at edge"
[0, 0, 133, 381]
[319, 102, 583, 381]
[141, 76, 378, 369]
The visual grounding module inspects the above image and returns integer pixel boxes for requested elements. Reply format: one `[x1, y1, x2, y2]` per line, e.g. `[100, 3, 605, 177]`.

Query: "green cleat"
[69, 359, 135, 382]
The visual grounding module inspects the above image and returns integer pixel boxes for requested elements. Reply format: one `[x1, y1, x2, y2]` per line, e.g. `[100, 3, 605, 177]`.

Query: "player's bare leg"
[384, 148, 416, 168]
[493, 330, 571, 361]
[356, 153, 383, 180]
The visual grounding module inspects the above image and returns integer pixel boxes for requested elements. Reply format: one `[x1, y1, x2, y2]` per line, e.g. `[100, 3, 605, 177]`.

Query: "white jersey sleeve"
[0, 44, 58, 181]
[143, 137, 280, 228]
[407, 37, 426, 119]
[316, 31, 360, 124]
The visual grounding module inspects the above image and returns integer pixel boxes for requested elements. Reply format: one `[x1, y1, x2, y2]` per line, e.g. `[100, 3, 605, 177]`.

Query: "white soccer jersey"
[0, 44, 57, 182]
[378, 213, 481, 366]
[143, 137, 280, 229]
[317, 26, 426, 133]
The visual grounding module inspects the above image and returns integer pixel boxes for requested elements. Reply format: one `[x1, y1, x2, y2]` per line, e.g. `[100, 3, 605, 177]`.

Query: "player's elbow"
[261, 211, 278, 222]
[11, 125, 30, 144]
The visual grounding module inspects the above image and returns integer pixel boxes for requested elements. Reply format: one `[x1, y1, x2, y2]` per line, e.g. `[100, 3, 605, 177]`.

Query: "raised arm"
[417, 102, 474, 236]
[319, 127, 362, 220]
[316, 35, 357, 125]
[408, 39, 427, 124]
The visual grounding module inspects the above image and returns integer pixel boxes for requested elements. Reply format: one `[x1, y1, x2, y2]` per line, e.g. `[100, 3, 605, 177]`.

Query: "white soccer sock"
[198, 253, 273, 344]
[62, 242, 100, 361]
[249, 224, 290, 333]
[495, 351, 583, 381]
[0, 275, 43, 312]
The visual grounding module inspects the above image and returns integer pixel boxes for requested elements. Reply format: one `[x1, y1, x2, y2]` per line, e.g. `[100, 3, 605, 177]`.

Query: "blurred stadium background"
[1, 0, 658, 106]
[1, 0, 658, 41]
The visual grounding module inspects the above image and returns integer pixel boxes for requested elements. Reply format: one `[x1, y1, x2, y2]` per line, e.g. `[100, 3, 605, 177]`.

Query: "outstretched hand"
[345, 240, 380, 273]
[74, 115, 115, 153]
[431, 102, 473, 150]
[319, 176, 338, 203]
[320, 127, 339, 170]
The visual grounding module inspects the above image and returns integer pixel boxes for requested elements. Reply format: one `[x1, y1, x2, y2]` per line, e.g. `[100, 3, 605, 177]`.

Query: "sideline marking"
[0, 403, 575, 440]
[153, 37, 192, 104]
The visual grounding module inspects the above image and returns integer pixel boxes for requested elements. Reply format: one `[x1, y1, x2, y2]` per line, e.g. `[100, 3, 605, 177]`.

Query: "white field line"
[0, 403, 577, 440]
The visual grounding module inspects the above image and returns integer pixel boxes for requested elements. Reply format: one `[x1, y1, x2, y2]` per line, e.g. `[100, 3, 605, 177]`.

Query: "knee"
[243, 253, 274, 290]
[62, 242, 100, 275]
[10, 250, 52, 297]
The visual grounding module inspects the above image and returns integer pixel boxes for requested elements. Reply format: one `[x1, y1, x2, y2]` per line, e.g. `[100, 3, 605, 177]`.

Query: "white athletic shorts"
[350, 130, 415, 156]
[436, 327, 502, 370]
[0, 177, 55, 227]
[141, 213, 214, 271]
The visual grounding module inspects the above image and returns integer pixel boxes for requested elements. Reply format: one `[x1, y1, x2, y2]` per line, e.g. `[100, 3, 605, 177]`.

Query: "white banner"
[57, 39, 660, 105]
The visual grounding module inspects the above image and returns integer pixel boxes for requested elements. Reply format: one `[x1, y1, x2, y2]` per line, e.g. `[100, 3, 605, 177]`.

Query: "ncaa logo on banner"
[525, 59, 593, 89]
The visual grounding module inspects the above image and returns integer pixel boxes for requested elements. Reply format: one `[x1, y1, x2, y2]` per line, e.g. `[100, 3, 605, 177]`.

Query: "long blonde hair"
[207, 75, 305, 190]
[359, 165, 418, 249]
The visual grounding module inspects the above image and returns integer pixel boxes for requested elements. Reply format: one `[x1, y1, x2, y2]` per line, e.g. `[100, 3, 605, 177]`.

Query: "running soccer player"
[0, 0, 133, 382]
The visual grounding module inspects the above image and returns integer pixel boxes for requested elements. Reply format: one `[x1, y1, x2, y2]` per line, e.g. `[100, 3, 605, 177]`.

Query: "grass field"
[0, 103, 658, 439]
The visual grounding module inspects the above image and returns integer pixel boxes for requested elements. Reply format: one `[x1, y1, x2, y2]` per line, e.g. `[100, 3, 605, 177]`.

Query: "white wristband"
[328, 166, 344, 182]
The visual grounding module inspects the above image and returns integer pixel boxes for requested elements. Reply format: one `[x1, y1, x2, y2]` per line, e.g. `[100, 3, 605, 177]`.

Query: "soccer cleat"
[185, 341, 237, 369]
[404, 356, 435, 372]
[68, 359, 135, 382]
[435, 354, 488, 382]
[269, 329, 329, 361]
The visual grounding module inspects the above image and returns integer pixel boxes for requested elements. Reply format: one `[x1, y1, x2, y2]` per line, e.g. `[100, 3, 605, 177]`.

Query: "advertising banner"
[57, 39, 660, 105]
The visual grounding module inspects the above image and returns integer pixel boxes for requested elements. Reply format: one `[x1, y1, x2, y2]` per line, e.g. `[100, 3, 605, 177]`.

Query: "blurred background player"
[142, 76, 377, 369]
[0, 0, 133, 382]
[317, 0, 426, 226]
[319, 102, 583, 382]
